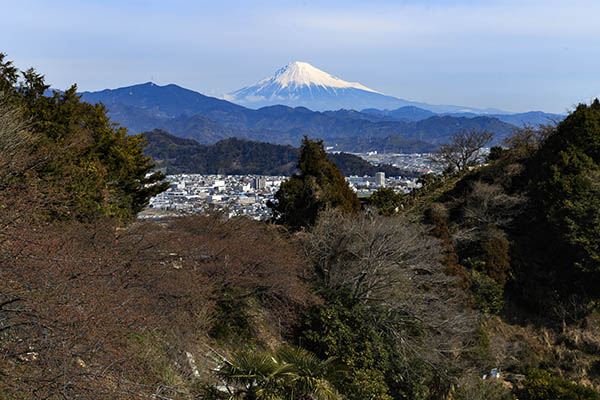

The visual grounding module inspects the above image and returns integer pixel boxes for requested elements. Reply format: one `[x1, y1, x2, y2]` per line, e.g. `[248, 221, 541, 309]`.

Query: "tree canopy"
[530, 100, 600, 283]
[0, 53, 168, 222]
[269, 137, 360, 229]
[432, 129, 493, 172]
[369, 187, 403, 216]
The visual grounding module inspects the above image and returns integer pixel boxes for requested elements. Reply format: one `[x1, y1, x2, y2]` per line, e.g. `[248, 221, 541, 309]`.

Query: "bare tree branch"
[431, 129, 494, 172]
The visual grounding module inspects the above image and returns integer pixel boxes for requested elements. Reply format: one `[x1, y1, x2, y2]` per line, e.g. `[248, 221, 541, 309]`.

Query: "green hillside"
[142, 129, 416, 177]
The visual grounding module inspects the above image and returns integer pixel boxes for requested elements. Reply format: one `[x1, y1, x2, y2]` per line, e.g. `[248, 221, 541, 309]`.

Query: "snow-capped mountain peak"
[225, 61, 397, 111]
[226, 62, 516, 113]
[260, 61, 379, 93]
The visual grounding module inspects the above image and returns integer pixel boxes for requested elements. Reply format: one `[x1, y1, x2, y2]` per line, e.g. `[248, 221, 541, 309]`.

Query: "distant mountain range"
[143, 130, 417, 177]
[362, 107, 563, 127]
[77, 76, 565, 153]
[79, 82, 561, 152]
[226, 61, 415, 112]
[227, 61, 522, 114]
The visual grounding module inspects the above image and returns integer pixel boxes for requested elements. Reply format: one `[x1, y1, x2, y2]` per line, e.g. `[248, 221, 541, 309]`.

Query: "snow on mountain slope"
[226, 61, 408, 111]
[226, 61, 506, 113]
[261, 61, 378, 92]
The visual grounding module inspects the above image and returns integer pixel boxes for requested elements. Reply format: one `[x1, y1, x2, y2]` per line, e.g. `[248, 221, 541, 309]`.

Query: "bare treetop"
[432, 129, 494, 172]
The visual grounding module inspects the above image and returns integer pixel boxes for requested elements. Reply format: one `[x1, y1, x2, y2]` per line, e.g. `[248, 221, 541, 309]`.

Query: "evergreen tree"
[0, 53, 19, 98]
[369, 187, 403, 216]
[0, 53, 168, 222]
[513, 99, 600, 310]
[269, 137, 360, 229]
[534, 100, 600, 275]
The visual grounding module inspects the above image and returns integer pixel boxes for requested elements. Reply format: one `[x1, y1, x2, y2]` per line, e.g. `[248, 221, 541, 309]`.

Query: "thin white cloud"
[287, 1, 600, 38]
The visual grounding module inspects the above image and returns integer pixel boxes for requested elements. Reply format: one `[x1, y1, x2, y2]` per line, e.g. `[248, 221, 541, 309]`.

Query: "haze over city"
[3, 0, 599, 113]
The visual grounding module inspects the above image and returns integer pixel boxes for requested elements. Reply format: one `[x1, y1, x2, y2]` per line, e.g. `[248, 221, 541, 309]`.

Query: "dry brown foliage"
[0, 97, 316, 397]
[428, 205, 471, 291]
[0, 210, 314, 398]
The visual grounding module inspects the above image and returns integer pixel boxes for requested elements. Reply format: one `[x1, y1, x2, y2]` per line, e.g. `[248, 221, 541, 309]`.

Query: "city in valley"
[141, 152, 436, 220]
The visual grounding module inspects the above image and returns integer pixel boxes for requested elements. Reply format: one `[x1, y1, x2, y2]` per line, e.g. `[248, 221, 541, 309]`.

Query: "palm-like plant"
[216, 351, 293, 399]
[277, 346, 341, 400]
[216, 347, 341, 400]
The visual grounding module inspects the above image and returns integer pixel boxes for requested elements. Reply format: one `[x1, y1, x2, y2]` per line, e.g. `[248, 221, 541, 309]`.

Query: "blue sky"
[2, 0, 599, 113]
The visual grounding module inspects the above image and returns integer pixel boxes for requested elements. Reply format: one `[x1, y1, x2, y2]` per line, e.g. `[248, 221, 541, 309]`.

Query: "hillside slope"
[143, 129, 413, 177]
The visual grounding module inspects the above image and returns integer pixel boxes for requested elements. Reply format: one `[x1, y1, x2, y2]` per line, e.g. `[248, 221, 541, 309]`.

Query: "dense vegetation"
[526, 100, 600, 304]
[368, 187, 405, 216]
[268, 137, 361, 230]
[325, 134, 436, 153]
[143, 130, 298, 175]
[400, 100, 600, 396]
[0, 53, 167, 222]
[143, 129, 415, 177]
[425, 102, 600, 317]
[1, 54, 600, 400]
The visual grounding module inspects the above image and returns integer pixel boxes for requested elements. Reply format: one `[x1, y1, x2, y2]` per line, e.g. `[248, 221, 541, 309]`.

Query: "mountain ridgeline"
[227, 61, 506, 113]
[143, 129, 416, 177]
[363, 107, 564, 126]
[79, 82, 562, 153]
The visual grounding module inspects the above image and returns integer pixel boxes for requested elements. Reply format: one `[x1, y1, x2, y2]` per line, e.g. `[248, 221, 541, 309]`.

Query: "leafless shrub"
[301, 210, 478, 364]
[0, 219, 161, 398]
[449, 181, 525, 245]
[0, 211, 315, 398]
[431, 129, 494, 172]
[502, 124, 554, 158]
[462, 182, 525, 228]
[453, 376, 513, 400]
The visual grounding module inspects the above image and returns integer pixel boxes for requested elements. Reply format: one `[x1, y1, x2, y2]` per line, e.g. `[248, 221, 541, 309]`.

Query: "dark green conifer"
[512, 99, 600, 309]
[534, 99, 600, 275]
[269, 137, 360, 229]
[0, 53, 168, 222]
[369, 187, 402, 216]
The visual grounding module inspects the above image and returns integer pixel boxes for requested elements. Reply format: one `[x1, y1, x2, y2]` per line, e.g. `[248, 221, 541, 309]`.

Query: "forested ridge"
[142, 129, 416, 177]
[2, 54, 600, 400]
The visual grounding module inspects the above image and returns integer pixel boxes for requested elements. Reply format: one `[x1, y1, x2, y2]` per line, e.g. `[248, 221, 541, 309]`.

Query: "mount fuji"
[226, 61, 504, 114]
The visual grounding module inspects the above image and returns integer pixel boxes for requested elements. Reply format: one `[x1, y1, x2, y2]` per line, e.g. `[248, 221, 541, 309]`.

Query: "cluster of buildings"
[359, 152, 436, 175]
[140, 152, 438, 220]
[142, 174, 284, 220]
[142, 172, 421, 221]
[346, 172, 421, 196]
[345, 152, 438, 196]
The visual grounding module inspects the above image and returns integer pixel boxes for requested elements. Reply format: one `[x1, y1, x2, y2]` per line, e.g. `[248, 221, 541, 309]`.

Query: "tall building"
[254, 176, 266, 190]
[375, 172, 385, 187]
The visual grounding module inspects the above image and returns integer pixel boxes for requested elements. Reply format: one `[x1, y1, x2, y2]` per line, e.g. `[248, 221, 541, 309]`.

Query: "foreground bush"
[0, 213, 314, 398]
[297, 210, 478, 399]
[518, 369, 600, 400]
